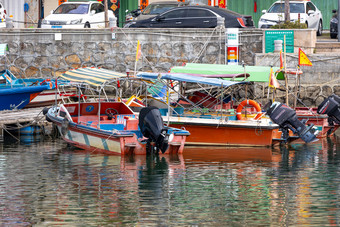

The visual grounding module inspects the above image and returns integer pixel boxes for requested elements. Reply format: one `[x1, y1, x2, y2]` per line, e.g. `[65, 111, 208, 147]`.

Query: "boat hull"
[166, 117, 279, 147]
[47, 102, 189, 155]
[0, 85, 49, 110]
[296, 110, 340, 138]
[55, 122, 187, 155]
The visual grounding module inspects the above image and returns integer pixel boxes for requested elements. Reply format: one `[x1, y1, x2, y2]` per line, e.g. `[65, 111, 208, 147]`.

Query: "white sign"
[226, 28, 239, 46]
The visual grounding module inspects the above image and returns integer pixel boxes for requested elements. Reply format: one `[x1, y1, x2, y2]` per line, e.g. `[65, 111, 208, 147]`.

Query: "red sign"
[218, 0, 225, 8]
[58, 0, 66, 5]
[140, 0, 148, 10]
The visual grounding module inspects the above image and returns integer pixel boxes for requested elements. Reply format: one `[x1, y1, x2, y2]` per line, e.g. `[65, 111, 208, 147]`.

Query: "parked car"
[330, 9, 338, 39]
[0, 2, 6, 28]
[258, 0, 323, 36]
[125, 5, 254, 28]
[126, 1, 183, 23]
[41, 1, 116, 29]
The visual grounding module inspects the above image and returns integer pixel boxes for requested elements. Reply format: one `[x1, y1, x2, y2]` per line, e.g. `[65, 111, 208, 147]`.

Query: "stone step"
[315, 42, 340, 53]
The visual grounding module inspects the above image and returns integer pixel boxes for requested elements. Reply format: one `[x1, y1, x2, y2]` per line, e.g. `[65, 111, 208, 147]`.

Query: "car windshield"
[54, 4, 89, 14]
[142, 4, 177, 15]
[268, 3, 305, 14]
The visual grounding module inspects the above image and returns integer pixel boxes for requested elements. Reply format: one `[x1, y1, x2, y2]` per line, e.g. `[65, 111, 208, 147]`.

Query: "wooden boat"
[170, 63, 336, 139]
[45, 102, 189, 155]
[45, 68, 190, 155]
[136, 72, 281, 147]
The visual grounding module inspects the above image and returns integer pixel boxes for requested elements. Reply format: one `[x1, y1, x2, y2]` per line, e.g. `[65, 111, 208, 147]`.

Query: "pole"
[284, 35, 289, 105]
[103, 0, 109, 28]
[338, 0, 340, 42]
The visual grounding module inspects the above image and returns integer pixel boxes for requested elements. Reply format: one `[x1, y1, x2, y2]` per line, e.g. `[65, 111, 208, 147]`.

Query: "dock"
[0, 107, 49, 139]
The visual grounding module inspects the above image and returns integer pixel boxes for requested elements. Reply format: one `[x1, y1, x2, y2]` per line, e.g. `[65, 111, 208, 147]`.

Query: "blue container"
[19, 126, 43, 135]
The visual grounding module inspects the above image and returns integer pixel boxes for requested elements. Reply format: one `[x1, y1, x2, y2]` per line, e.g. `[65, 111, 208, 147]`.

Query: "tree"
[285, 0, 290, 23]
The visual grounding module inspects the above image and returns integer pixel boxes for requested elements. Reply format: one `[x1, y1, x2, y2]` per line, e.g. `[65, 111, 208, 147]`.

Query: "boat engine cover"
[138, 106, 169, 153]
[265, 102, 318, 143]
[317, 94, 340, 124]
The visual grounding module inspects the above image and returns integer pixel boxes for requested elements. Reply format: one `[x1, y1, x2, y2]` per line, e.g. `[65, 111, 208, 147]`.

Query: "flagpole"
[134, 60, 137, 77]
[284, 35, 289, 105]
[134, 40, 141, 77]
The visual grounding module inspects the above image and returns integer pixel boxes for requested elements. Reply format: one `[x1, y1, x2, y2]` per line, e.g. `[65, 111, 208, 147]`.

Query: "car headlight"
[260, 18, 269, 23]
[68, 19, 82, 25]
[126, 15, 133, 21]
[42, 19, 49, 25]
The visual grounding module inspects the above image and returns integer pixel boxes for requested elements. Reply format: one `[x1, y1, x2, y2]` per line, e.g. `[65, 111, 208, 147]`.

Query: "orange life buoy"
[236, 99, 263, 120]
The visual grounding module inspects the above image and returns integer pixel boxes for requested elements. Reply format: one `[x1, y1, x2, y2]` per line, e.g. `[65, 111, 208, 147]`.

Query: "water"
[1, 136, 340, 226]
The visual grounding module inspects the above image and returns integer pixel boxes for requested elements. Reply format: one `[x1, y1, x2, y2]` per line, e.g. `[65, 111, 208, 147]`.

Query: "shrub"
[271, 21, 307, 29]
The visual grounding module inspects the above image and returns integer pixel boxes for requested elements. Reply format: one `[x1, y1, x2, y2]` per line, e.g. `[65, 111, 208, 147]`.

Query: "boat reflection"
[183, 146, 274, 163]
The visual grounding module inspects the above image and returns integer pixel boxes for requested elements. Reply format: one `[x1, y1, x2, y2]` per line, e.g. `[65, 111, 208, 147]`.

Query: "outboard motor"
[317, 94, 340, 125]
[138, 106, 170, 154]
[265, 101, 318, 143]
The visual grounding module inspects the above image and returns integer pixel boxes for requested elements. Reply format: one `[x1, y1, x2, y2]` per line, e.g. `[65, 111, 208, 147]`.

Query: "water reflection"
[0, 138, 340, 226]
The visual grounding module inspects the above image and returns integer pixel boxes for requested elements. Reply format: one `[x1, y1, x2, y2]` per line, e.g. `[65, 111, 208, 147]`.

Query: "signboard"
[226, 28, 239, 65]
[265, 30, 294, 53]
[227, 47, 238, 65]
[218, 0, 226, 8]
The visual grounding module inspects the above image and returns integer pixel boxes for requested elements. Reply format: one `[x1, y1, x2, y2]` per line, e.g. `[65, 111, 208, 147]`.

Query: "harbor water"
[1, 136, 340, 226]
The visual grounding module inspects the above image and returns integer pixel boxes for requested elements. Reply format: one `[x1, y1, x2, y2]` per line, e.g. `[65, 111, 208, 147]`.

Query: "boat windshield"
[268, 3, 305, 14]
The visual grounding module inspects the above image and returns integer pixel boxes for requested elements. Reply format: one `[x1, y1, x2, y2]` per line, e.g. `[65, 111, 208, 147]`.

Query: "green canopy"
[170, 63, 284, 82]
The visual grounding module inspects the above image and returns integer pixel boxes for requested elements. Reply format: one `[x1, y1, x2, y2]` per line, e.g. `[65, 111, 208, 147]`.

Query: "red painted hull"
[168, 121, 279, 147]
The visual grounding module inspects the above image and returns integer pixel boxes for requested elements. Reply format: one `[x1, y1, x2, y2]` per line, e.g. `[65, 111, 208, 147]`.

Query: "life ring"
[236, 100, 263, 120]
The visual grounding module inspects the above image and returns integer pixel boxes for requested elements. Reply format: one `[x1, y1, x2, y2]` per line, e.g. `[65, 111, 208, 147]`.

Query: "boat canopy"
[136, 72, 247, 88]
[60, 67, 127, 87]
[170, 63, 284, 82]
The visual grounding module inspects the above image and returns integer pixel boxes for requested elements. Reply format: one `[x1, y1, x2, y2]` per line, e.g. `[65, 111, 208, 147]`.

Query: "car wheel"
[330, 33, 337, 39]
[84, 22, 90, 28]
[317, 20, 322, 36]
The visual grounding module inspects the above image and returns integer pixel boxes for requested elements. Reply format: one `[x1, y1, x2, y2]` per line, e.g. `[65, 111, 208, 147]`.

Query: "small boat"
[0, 69, 76, 109]
[44, 67, 190, 155]
[170, 63, 335, 139]
[136, 72, 282, 147]
[0, 84, 51, 110]
[45, 102, 190, 155]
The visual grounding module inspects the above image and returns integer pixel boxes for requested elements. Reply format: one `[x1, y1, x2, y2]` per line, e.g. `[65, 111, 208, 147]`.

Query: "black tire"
[317, 20, 322, 36]
[84, 22, 90, 28]
[330, 33, 337, 39]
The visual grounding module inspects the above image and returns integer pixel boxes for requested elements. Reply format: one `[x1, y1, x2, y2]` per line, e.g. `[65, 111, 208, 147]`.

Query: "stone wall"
[0, 28, 262, 78]
[0, 28, 337, 107]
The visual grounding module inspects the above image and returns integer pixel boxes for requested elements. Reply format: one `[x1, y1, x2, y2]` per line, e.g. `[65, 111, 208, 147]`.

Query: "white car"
[258, 0, 323, 36]
[0, 3, 6, 28]
[41, 1, 116, 29]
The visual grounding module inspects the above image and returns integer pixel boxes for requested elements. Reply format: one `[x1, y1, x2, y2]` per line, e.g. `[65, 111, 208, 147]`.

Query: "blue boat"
[0, 70, 53, 110]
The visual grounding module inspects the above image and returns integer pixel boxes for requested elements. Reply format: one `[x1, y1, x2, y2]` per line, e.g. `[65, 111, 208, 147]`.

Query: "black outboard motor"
[317, 94, 340, 125]
[138, 106, 170, 154]
[265, 102, 318, 143]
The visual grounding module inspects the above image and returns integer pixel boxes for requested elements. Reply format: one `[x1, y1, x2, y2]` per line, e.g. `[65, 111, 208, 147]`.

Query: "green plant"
[271, 21, 307, 29]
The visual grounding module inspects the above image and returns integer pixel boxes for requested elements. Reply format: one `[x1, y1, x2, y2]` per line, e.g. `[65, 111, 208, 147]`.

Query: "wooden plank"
[0, 107, 46, 125]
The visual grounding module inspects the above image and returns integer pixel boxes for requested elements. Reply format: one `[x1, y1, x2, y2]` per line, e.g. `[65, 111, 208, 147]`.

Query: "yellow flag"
[136, 40, 141, 62]
[268, 68, 280, 89]
[298, 48, 312, 66]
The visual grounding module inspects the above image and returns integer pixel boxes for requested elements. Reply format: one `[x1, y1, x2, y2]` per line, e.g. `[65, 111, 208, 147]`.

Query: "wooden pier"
[0, 107, 49, 139]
